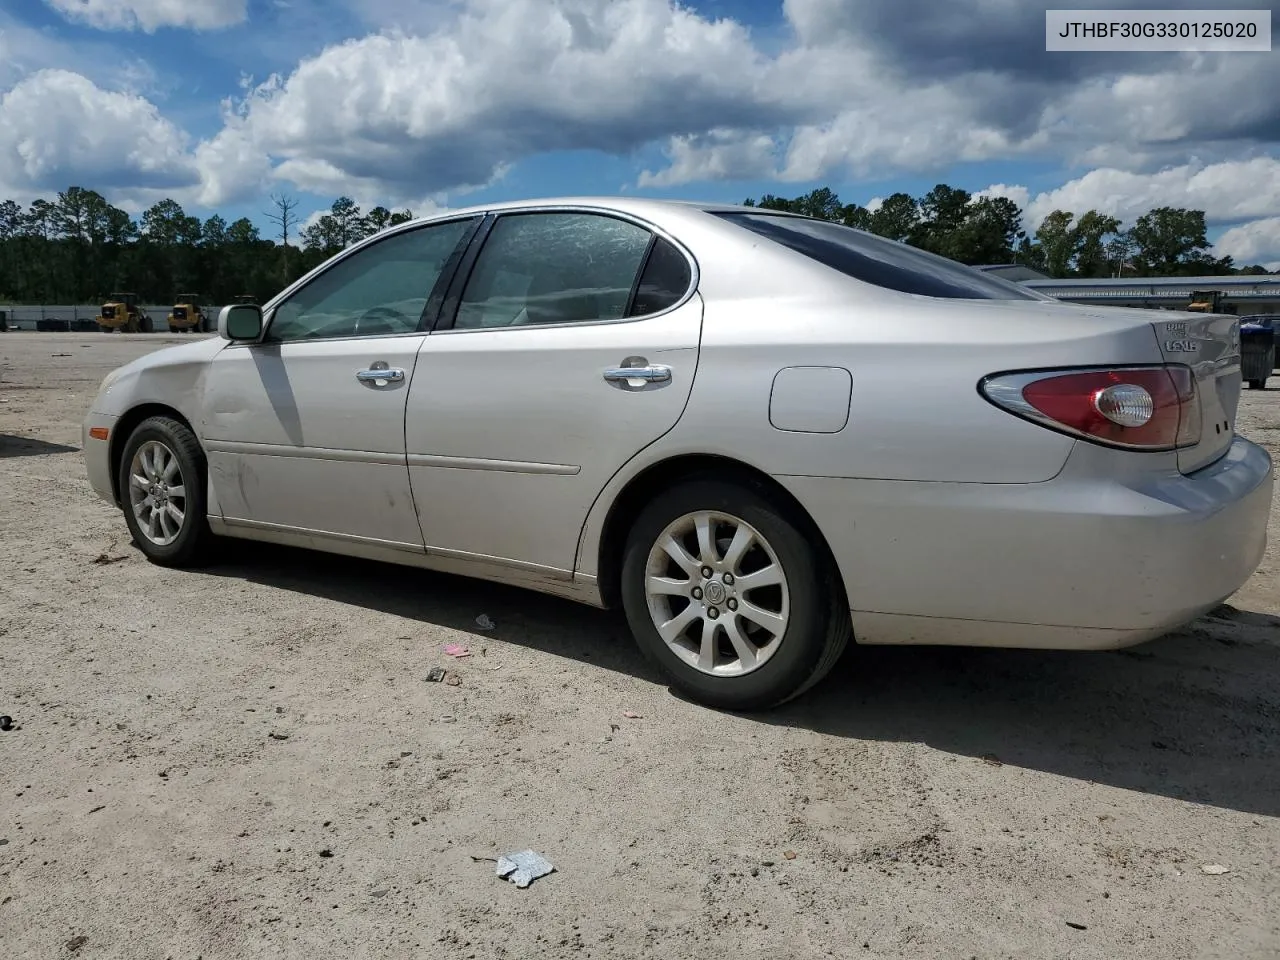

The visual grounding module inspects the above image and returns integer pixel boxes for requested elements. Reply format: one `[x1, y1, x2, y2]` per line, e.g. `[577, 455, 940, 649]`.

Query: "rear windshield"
[713, 211, 1045, 301]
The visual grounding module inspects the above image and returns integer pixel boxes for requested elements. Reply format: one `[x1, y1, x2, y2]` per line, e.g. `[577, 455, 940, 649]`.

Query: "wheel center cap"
[704, 580, 726, 605]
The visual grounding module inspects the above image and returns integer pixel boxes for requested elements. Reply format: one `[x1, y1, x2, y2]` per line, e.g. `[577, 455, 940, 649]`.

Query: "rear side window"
[454, 212, 653, 329]
[628, 237, 692, 316]
[713, 212, 1044, 301]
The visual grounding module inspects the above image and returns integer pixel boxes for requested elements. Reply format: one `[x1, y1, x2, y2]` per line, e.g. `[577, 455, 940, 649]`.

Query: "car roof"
[399, 196, 767, 225]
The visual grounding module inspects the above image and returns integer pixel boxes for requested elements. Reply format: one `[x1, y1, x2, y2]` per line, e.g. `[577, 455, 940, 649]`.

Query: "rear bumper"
[778, 435, 1273, 649]
[83, 412, 119, 506]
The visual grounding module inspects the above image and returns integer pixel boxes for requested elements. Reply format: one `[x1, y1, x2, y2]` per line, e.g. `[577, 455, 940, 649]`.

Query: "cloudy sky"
[1, 0, 1278, 265]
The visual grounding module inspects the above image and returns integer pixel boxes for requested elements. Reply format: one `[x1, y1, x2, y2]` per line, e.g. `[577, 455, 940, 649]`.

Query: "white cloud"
[208, 0, 788, 200]
[192, 107, 273, 208]
[0, 10, 157, 92]
[0, 69, 198, 201]
[44, 0, 247, 32]
[3, 0, 1278, 255]
[974, 183, 1031, 210]
[638, 129, 779, 187]
[1216, 218, 1280, 269]
[1003, 158, 1280, 232]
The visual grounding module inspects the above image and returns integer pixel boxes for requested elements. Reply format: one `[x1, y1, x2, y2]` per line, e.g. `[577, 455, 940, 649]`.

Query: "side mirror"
[219, 303, 263, 342]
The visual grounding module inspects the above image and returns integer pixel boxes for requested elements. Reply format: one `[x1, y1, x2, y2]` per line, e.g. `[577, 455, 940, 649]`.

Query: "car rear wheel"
[621, 479, 851, 710]
[118, 416, 216, 567]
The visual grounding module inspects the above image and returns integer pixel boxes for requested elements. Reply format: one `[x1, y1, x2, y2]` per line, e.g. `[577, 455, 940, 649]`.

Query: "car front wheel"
[118, 416, 215, 567]
[621, 478, 851, 711]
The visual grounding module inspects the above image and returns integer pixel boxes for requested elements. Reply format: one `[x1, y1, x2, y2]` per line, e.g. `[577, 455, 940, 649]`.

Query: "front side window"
[267, 218, 476, 342]
[713, 211, 1047, 301]
[454, 212, 654, 330]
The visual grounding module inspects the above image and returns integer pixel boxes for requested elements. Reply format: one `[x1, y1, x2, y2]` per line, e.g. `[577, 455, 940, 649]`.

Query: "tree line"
[0, 188, 415, 306]
[743, 186, 1272, 278]
[1, 183, 1271, 306]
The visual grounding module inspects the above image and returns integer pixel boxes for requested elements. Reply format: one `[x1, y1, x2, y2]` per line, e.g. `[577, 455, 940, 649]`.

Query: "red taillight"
[980, 365, 1200, 451]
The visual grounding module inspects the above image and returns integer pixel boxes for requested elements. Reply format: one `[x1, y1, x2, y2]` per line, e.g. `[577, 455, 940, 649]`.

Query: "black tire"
[139, 315, 154, 333]
[620, 478, 851, 711]
[1248, 379, 1266, 390]
[98, 325, 112, 334]
[117, 416, 216, 567]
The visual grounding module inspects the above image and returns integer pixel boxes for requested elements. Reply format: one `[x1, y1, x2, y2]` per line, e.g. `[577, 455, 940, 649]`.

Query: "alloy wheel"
[643, 510, 791, 677]
[127, 440, 188, 546]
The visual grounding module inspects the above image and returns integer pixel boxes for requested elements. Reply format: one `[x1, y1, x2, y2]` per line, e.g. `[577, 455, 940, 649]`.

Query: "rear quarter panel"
[626, 208, 1167, 484]
[674, 292, 1166, 484]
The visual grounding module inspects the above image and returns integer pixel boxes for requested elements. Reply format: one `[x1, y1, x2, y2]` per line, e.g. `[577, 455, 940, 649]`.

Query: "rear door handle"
[603, 364, 671, 385]
[356, 367, 405, 384]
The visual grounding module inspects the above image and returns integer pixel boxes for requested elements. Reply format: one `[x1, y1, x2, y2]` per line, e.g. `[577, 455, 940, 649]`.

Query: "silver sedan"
[82, 198, 1274, 710]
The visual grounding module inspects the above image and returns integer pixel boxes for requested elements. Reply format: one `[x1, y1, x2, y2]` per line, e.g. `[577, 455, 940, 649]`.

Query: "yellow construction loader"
[167, 293, 206, 333]
[1186, 290, 1224, 313]
[96, 293, 153, 333]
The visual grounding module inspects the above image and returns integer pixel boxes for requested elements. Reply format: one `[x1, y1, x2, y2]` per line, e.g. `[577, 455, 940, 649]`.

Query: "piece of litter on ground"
[1201, 864, 1230, 875]
[609, 723, 620, 733]
[475, 614, 495, 630]
[443, 644, 471, 659]
[1065, 921, 1088, 931]
[622, 711, 643, 719]
[980, 753, 1003, 766]
[92, 553, 127, 565]
[425, 667, 447, 683]
[0, 716, 13, 732]
[268, 731, 290, 741]
[445, 674, 462, 687]
[495, 849, 555, 888]
[783, 850, 797, 860]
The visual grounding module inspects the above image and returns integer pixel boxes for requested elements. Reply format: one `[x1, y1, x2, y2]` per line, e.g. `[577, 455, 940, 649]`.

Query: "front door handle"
[603, 363, 672, 385]
[356, 366, 405, 384]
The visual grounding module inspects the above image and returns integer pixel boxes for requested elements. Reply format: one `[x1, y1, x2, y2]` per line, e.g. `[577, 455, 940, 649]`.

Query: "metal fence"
[0, 303, 223, 332]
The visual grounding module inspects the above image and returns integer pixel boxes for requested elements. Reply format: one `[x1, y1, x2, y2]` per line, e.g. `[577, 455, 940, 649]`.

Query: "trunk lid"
[1032, 304, 1240, 473]
[1067, 307, 1240, 473]
[1148, 310, 1240, 473]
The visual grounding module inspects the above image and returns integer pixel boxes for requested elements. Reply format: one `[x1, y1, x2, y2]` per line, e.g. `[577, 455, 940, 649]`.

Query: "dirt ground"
[2, 332, 1278, 960]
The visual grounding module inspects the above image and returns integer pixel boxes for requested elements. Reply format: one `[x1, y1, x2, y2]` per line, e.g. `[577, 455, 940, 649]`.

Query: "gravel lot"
[2, 332, 1279, 960]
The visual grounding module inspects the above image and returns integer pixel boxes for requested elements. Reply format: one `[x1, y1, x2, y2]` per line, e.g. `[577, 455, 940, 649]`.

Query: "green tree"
[1073, 211, 1122, 278]
[364, 206, 394, 234]
[792, 187, 844, 222]
[1034, 211, 1076, 278]
[914, 184, 972, 252]
[867, 193, 919, 242]
[1104, 231, 1136, 277]
[949, 196, 1023, 265]
[1129, 207, 1225, 276]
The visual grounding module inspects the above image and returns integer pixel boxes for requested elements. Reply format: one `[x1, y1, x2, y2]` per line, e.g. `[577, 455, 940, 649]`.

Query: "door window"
[267, 217, 476, 342]
[454, 213, 655, 330]
[628, 236, 693, 316]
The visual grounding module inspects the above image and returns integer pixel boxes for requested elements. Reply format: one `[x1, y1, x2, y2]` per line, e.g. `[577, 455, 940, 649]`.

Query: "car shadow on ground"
[205, 541, 1280, 818]
[0, 434, 80, 458]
